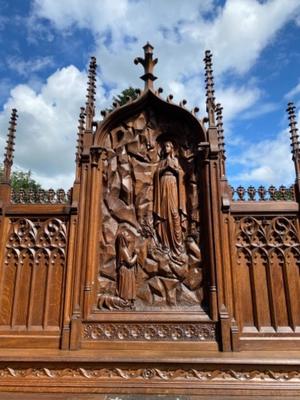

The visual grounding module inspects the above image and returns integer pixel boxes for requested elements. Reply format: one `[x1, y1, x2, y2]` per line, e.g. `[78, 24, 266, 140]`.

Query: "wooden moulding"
[230, 200, 299, 215]
[2, 204, 75, 216]
[0, 351, 300, 396]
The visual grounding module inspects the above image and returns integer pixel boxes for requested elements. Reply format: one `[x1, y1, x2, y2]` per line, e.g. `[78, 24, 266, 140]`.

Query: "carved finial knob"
[167, 94, 173, 103]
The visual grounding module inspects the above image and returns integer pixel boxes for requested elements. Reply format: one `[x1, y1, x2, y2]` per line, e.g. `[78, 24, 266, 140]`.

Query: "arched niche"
[92, 89, 208, 312]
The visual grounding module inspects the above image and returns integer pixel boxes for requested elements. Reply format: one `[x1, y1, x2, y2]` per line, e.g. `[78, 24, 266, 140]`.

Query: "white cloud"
[240, 102, 279, 120]
[6, 56, 54, 77]
[30, 0, 300, 118]
[191, 0, 300, 75]
[32, 0, 300, 78]
[216, 84, 261, 122]
[0, 64, 107, 189]
[0, 0, 299, 188]
[230, 129, 295, 186]
[285, 82, 300, 100]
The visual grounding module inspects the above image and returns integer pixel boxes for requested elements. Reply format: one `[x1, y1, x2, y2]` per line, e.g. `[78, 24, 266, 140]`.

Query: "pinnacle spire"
[75, 107, 85, 182]
[287, 102, 300, 182]
[216, 103, 225, 153]
[216, 103, 226, 177]
[204, 50, 215, 126]
[76, 107, 85, 164]
[134, 42, 158, 90]
[2, 108, 18, 182]
[287, 102, 299, 155]
[85, 56, 97, 132]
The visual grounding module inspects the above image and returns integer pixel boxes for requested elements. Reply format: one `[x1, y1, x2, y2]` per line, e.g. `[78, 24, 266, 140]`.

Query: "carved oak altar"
[0, 44, 300, 398]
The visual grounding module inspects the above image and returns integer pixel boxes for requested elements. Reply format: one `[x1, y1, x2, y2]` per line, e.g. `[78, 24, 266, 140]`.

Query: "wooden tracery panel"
[0, 218, 67, 340]
[234, 216, 300, 337]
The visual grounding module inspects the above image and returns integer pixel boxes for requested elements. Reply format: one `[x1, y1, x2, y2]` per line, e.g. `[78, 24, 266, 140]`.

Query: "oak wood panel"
[233, 216, 300, 349]
[0, 217, 68, 348]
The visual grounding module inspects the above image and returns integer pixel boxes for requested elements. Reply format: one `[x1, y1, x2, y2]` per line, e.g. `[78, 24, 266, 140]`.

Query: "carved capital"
[90, 147, 103, 167]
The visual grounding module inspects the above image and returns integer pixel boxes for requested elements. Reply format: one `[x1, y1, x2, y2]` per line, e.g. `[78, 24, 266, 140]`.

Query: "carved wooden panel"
[0, 364, 299, 384]
[98, 110, 205, 312]
[82, 322, 216, 341]
[234, 216, 300, 333]
[0, 218, 67, 332]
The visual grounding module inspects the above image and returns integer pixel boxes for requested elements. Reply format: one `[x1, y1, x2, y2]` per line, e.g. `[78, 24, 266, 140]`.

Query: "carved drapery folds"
[235, 216, 300, 332]
[0, 218, 66, 330]
[98, 110, 205, 311]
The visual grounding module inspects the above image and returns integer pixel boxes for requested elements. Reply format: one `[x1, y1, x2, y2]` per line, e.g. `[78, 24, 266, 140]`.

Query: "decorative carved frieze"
[235, 216, 300, 252]
[82, 322, 216, 341]
[11, 188, 71, 204]
[231, 185, 295, 201]
[0, 365, 299, 382]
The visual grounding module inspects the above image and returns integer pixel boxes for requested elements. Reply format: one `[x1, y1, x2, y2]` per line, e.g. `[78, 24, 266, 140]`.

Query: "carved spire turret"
[204, 50, 215, 126]
[2, 108, 18, 182]
[134, 42, 158, 91]
[287, 102, 300, 182]
[216, 103, 226, 177]
[76, 107, 85, 162]
[85, 56, 97, 132]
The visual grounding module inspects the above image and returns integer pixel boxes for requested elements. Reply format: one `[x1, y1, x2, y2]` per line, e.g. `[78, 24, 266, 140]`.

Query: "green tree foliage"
[0, 165, 41, 191]
[112, 87, 138, 106]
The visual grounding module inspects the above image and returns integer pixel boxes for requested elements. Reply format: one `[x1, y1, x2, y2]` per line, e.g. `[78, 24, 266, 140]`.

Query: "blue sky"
[0, 0, 300, 189]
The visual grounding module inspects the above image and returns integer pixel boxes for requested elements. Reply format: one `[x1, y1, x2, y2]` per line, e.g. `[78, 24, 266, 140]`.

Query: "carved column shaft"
[61, 213, 78, 350]
[83, 147, 102, 318]
[69, 153, 91, 350]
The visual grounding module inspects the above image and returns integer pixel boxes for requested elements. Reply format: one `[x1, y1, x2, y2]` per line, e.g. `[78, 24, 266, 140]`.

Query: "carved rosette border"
[0, 366, 299, 382]
[82, 323, 216, 341]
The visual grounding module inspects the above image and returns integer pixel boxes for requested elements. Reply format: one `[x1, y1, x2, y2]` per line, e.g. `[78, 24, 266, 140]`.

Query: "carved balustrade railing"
[11, 188, 71, 204]
[230, 185, 295, 202]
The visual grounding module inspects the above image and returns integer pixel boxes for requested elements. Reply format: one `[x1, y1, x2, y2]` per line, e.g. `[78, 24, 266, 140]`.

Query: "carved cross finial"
[134, 42, 158, 90]
[2, 108, 18, 182]
[204, 50, 216, 126]
[85, 56, 97, 132]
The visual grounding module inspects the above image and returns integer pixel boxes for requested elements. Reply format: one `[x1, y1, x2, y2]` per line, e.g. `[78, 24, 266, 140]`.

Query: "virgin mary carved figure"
[154, 141, 187, 256]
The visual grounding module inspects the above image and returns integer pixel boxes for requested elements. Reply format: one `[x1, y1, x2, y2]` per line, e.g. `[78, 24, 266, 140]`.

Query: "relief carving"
[83, 322, 216, 341]
[153, 141, 187, 260]
[117, 229, 137, 306]
[0, 365, 299, 383]
[98, 110, 204, 311]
